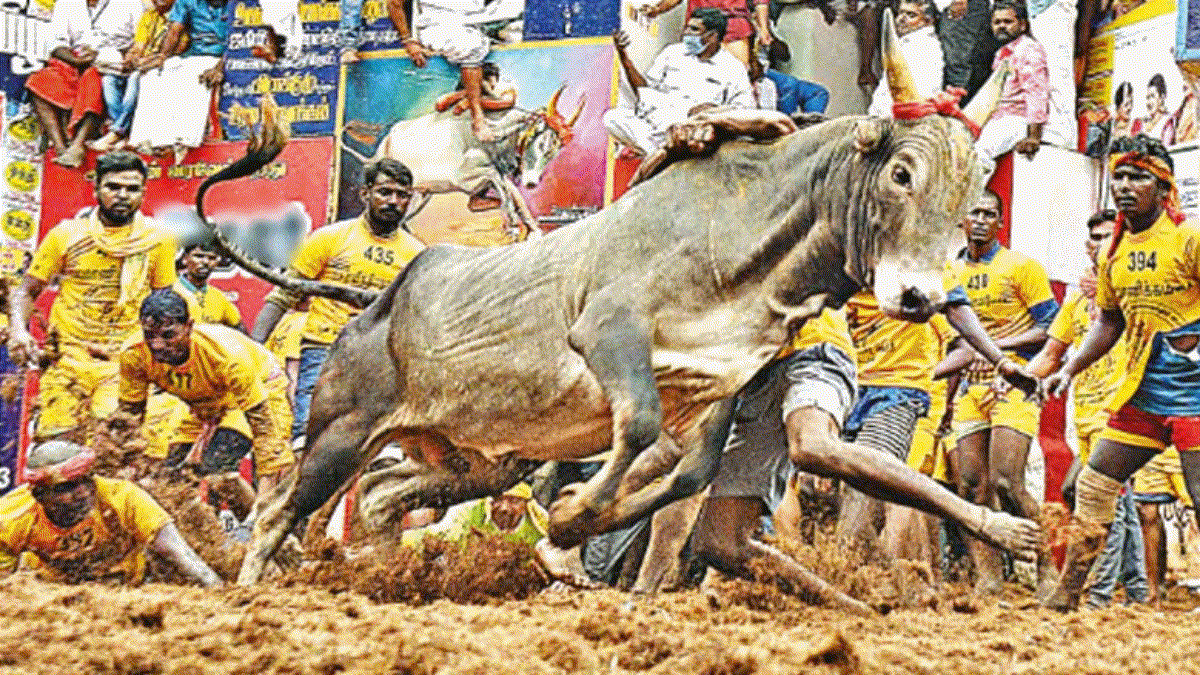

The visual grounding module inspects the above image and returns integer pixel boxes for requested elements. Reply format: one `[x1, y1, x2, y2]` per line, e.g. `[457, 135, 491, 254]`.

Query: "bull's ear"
[853, 118, 885, 154]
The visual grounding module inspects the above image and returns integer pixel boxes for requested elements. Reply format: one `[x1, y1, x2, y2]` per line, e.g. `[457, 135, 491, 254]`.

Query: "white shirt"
[644, 42, 755, 114]
[47, 0, 140, 54]
[869, 25, 944, 118]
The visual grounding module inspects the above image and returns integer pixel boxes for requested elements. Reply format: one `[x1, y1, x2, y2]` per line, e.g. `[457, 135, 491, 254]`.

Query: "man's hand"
[1079, 269, 1098, 299]
[402, 38, 430, 68]
[1014, 136, 1041, 160]
[612, 29, 631, 54]
[1040, 368, 1073, 400]
[944, 0, 968, 20]
[138, 53, 167, 72]
[6, 328, 38, 368]
[996, 357, 1039, 398]
[72, 46, 97, 67]
[644, 0, 675, 18]
[199, 66, 224, 88]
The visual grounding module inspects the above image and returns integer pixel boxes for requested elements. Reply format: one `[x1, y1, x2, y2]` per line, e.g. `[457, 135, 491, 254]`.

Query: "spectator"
[1027, 0, 1078, 150]
[0, 440, 222, 586]
[250, 159, 425, 441]
[941, 189, 1058, 595]
[1029, 210, 1148, 609]
[128, 0, 232, 164]
[254, 0, 304, 63]
[1132, 73, 1175, 146]
[752, 50, 829, 115]
[869, 0, 943, 118]
[1173, 66, 1199, 145]
[974, 0, 1050, 166]
[174, 240, 241, 330]
[110, 289, 296, 501]
[88, 0, 172, 154]
[384, 0, 518, 142]
[604, 9, 754, 157]
[643, 0, 771, 69]
[7, 152, 175, 442]
[25, 0, 141, 168]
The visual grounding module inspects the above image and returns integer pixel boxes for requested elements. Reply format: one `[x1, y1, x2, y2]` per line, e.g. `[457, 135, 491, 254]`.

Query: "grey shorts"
[708, 344, 857, 512]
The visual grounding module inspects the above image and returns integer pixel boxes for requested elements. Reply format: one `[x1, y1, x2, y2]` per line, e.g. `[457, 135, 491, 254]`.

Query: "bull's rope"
[892, 88, 981, 139]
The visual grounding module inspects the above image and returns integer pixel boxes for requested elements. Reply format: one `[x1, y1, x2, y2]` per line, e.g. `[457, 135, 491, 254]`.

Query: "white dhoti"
[260, 0, 304, 58]
[128, 55, 219, 149]
[1029, 0, 1078, 149]
[602, 88, 694, 155]
[975, 114, 1033, 160]
[416, 21, 490, 66]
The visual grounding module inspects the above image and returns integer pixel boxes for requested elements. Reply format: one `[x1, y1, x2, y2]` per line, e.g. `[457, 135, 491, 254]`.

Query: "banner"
[333, 38, 613, 245]
[37, 138, 335, 326]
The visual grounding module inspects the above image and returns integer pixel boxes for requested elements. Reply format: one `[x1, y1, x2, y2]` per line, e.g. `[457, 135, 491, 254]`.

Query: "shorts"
[416, 22, 490, 66]
[907, 413, 949, 479]
[35, 344, 119, 439]
[843, 386, 930, 459]
[159, 374, 295, 476]
[709, 344, 856, 512]
[952, 382, 1040, 440]
[1100, 403, 1200, 453]
[1075, 410, 1109, 465]
[1133, 447, 1193, 507]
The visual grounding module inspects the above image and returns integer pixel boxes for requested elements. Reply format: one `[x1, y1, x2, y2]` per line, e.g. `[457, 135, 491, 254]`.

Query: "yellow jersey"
[291, 217, 424, 344]
[119, 323, 281, 422]
[944, 242, 1057, 381]
[787, 307, 855, 360]
[0, 477, 170, 583]
[1048, 288, 1125, 420]
[175, 278, 241, 328]
[264, 310, 307, 363]
[1096, 214, 1200, 413]
[845, 290, 944, 390]
[28, 212, 176, 353]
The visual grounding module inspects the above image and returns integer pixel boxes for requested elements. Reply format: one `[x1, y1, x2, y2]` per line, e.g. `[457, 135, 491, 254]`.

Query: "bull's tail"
[197, 95, 380, 309]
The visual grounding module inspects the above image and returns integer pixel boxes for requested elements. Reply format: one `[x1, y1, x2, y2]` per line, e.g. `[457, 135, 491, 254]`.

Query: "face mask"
[682, 34, 704, 56]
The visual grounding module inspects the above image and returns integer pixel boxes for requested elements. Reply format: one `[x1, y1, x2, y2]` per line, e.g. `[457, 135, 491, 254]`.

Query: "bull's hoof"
[547, 492, 610, 549]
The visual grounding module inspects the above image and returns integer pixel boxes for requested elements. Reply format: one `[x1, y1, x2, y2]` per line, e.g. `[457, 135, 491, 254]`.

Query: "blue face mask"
[682, 34, 705, 55]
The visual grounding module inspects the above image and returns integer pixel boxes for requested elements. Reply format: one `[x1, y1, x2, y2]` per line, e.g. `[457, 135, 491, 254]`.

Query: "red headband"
[892, 88, 982, 139]
[1106, 152, 1184, 259]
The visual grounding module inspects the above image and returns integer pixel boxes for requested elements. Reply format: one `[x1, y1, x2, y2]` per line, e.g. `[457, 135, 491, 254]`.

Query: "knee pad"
[1075, 465, 1123, 524]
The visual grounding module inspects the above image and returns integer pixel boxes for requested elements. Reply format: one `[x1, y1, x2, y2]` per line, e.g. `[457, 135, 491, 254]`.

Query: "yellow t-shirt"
[1048, 287, 1125, 421]
[291, 217, 424, 344]
[944, 243, 1056, 382]
[0, 477, 170, 583]
[28, 214, 176, 352]
[786, 307, 855, 359]
[175, 280, 241, 328]
[1096, 214, 1200, 412]
[845, 290, 944, 390]
[119, 323, 280, 422]
[264, 310, 307, 363]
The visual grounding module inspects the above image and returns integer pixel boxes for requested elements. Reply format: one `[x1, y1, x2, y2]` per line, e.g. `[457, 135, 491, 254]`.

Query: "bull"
[212, 36, 1037, 608]
[343, 86, 584, 241]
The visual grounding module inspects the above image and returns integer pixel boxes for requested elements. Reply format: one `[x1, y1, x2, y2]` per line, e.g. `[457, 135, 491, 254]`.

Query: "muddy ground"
[3, 475, 1200, 675]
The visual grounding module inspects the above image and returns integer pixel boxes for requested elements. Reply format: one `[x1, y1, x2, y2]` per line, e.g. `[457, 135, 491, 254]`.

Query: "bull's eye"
[892, 165, 912, 189]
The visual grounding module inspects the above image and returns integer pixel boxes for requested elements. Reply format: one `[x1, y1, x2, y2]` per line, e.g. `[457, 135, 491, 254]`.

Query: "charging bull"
[343, 87, 584, 241]
[213, 40, 1013, 606]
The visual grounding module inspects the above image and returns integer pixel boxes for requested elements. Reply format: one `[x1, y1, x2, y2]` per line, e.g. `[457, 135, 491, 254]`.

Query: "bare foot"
[87, 131, 122, 152]
[52, 145, 84, 168]
[173, 143, 188, 165]
[978, 508, 1041, 561]
[339, 48, 361, 64]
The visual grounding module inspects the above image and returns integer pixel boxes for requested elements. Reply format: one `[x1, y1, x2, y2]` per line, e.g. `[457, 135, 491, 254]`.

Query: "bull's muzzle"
[893, 286, 943, 322]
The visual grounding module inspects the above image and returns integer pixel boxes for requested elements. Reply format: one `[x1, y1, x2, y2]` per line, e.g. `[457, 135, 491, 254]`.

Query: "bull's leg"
[551, 399, 733, 548]
[551, 295, 664, 548]
[630, 489, 708, 594]
[237, 410, 378, 584]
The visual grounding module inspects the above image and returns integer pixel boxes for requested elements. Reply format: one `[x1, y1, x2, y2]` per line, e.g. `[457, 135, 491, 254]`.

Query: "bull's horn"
[881, 8, 920, 105]
[548, 85, 566, 116]
[567, 94, 585, 127]
[961, 61, 1011, 128]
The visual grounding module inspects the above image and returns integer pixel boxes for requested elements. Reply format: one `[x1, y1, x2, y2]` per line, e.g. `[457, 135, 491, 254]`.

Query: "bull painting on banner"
[334, 37, 614, 246]
[36, 138, 335, 327]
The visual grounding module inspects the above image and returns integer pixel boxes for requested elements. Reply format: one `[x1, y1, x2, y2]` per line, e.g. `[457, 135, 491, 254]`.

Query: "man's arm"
[387, 0, 430, 67]
[1043, 309, 1124, 398]
[7, 275, 46, 367]
[252, 286, 303, 343]
[1014, 44, 1050, 159]
[613, 30, 648, 92]
[943, 302, 1038, 395]
[1026, 337, 1068, 378]
[149, 522, 223, 587]
[645, 0, 684, 18]
[753, 1, 772, 45]
[140, 22, 185, 71]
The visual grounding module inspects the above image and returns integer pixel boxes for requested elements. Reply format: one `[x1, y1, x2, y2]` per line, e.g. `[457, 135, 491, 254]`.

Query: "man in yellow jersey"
[1042, 134, 1200, 610]
[109, 289, 295, 504]
[942, 189, 1059, 594]
[251, 158, 424, 441]
[175, 240, 241, 329]
[690, 301, 1042, 612]
[838, 291, 956, 567]
[0, 440, 221, 586]
[7, 152, 176, 441]
[1029, 210, 1148, 608]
